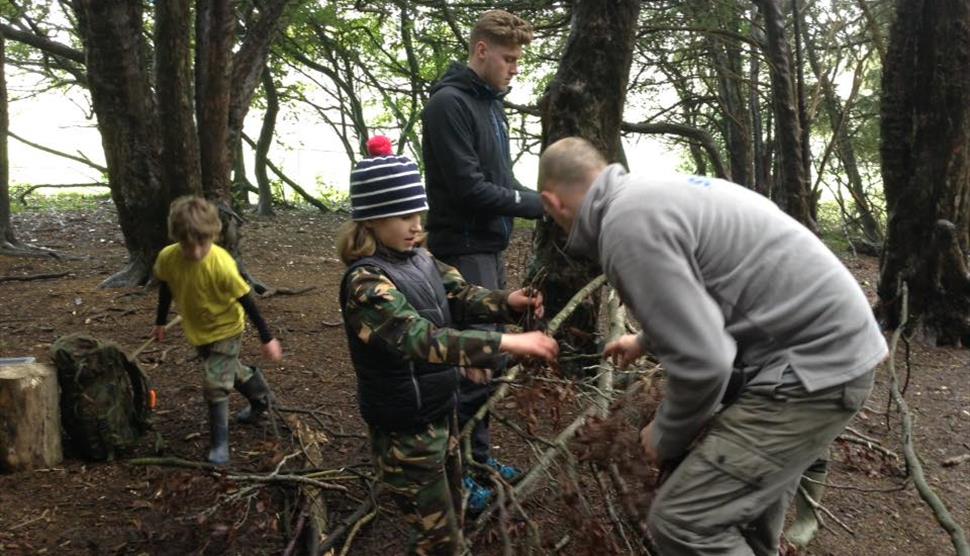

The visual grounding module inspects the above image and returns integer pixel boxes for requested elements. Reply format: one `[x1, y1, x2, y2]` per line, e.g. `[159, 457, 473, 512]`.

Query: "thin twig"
[0, 271, 70, 283]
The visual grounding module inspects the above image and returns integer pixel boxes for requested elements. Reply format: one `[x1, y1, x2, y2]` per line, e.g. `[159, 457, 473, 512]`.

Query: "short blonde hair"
[538, 137, 608, 192]
[336, 220, 377, 265]
[469, 10, 533, 52]
[168, 196, 222, 244]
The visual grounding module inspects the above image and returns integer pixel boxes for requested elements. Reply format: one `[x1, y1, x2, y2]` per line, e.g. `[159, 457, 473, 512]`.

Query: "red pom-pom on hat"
[366, 135, 393, 157]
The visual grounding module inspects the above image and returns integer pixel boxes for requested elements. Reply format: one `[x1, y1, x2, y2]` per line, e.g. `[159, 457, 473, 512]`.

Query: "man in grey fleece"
[538, 137, 887, 555]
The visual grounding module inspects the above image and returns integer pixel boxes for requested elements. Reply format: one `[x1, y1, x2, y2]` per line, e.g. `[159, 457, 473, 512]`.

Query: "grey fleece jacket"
[566, 164, 888, 461]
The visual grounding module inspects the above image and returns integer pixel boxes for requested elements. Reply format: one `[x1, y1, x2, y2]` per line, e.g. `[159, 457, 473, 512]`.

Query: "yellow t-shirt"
[153, 243, 251, 346]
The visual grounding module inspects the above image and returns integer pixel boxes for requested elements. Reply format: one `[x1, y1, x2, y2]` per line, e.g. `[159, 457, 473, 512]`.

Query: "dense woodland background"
[1, 1, 970, 554]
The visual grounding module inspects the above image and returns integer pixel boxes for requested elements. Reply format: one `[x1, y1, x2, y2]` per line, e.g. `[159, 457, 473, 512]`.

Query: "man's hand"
[640, 421, 659, 464]
[508, 288, 544, 319]
[151, 325, 166, 343]
[262, 338, 283, 362]
[461, 367, 493, 385]
[500, 331, 558, 361]
[603, 333, 644, 369]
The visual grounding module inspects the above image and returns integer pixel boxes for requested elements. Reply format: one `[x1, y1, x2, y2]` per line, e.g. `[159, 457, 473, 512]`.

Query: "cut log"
[0, 362, 63, 472]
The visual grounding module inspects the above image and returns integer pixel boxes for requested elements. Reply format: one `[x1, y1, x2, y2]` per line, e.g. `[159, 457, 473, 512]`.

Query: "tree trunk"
[0, 362, 63, 472]
[155, 0, 202, 199]
[0, 29, 15, 249]
[707, 18, 752, 187]
[791, 0, 814, 220]
[535, 0, 641, 369]
[757, 0, 816, 231]
[195, 0, 234, 205]
[71, 0, 168, 287]
[255, 65, 278, 216]
[750, 5, 770, 197]
[227, 0, 290, 159]
[877, 0, 970, 345]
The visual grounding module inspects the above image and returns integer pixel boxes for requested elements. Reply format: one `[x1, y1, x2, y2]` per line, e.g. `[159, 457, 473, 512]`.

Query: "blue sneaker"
[486, 457, 522, 482]
[463, 475, 493, 514]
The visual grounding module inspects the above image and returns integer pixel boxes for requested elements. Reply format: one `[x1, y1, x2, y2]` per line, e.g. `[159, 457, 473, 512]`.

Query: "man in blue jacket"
[422, 9, 544, 504]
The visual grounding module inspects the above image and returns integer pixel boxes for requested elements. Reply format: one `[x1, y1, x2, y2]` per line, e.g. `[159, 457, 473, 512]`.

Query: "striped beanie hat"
[350, 154, 428, 221]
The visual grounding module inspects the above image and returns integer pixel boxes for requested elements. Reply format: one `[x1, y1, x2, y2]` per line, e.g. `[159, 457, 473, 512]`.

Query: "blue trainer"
[463, 475, 493, 514]
[486, 457, 522, 482]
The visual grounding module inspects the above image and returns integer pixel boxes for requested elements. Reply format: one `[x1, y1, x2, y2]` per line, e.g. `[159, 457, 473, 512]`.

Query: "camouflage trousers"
[370, 415, 464, 556]
[196, 335, 255, 403]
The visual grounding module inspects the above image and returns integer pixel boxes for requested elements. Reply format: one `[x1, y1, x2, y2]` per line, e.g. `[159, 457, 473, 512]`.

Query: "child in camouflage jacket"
[337, 138, 556, 555]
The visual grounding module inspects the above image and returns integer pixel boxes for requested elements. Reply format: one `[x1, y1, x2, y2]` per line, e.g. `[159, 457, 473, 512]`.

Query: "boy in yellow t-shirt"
[152, 196, 283, 464]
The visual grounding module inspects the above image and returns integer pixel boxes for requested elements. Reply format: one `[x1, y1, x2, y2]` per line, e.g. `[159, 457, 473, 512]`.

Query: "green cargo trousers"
[370, 416, 463, 556]
[197, 334, 255, 403]
[648, 368, 875, 555]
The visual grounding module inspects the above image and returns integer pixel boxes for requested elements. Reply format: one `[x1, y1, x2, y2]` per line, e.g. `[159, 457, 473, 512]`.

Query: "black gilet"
[339, 247, 459, 432]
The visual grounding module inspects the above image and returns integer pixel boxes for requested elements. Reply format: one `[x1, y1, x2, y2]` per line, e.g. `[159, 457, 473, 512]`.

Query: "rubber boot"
[207, 400, 230, 465]
[235, 367, 271, 424]
[785, 467, 828, 548]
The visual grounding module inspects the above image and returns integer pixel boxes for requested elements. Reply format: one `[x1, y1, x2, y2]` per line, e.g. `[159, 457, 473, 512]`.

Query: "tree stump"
[0, 361, 63, 472]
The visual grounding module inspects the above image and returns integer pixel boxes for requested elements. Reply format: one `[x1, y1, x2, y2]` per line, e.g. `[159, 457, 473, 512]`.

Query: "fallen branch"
[127, 456, 348, 492]
[797, 484, 855, 535]
[471, 378, 648, 536]
[317, 484, 382, 555]
[942, 453, 970, 468]
[259, 285, 317, 298]
[0, 271, 70, 283]
[459, 275, 607, 442]
[888, 283, 969, 556]
[16, 182, 108, 205]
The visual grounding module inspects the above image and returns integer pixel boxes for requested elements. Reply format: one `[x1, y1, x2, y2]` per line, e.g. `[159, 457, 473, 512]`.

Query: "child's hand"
[151, 325, 166, 343]
[603, 333, 644, 369]
[262, 338, 283, 362]
[461, 367, 493, 385]
[508, 288, 544, 319]
[499, 331, 558, 361]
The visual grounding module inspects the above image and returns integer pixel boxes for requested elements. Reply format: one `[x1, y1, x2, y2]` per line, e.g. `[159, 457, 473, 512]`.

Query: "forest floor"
[0, 201, 968, 555]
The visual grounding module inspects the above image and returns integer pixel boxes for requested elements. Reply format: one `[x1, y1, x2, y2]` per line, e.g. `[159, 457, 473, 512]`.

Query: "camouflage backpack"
[50, 334, 151, 461]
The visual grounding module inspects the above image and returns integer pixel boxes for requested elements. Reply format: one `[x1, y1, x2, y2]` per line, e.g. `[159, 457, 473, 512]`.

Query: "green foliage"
[816, 200, 852, 255]
[310, 178, 351, 212]
[8, 185, 111, 215]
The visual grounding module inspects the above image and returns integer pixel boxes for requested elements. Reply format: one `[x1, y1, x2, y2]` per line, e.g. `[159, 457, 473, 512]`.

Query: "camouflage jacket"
[343, 255, 512, 368]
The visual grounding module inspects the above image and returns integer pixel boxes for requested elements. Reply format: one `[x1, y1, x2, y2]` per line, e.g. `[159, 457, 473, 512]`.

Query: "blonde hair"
[469, 10, 533, 52]
[337, 220, 378, 265]
[538, 137, 608, 192]
[168, 196, 222, 244]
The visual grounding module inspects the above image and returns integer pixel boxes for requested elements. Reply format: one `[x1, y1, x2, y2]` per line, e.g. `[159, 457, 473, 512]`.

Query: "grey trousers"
[649, 369, 875, 555]
[437, 251, 507, 465]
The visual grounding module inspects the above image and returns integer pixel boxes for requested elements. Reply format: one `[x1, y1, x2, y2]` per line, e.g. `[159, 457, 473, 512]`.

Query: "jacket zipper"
[409, 361, 422, 412]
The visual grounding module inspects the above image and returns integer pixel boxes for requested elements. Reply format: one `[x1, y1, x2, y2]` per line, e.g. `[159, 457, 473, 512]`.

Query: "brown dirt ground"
[0, 203, 968, 555]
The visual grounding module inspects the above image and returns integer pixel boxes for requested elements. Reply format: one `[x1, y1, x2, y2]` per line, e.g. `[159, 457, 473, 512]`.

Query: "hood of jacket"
[564, 163, 627, 262]
[430, 61, 509, 100]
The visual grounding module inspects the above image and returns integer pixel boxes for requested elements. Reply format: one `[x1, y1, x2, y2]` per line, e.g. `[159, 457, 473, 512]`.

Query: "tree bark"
[791, 0, 813, 218]
[0, 28, 15, 248]
[0, 363, 63, 472]
[155, 0, 202, 199]
[255, 65, 278, 216]
[227, 0, 290, 158]
[706, 15, 752, 187]
[71, 0, 168, 287]
[877, 0, 970, 345]
[535, 0, 641, 368]
[756, 0, 816, 231]
[750, 5, 771, 197]
[195, 0, 234, 204]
